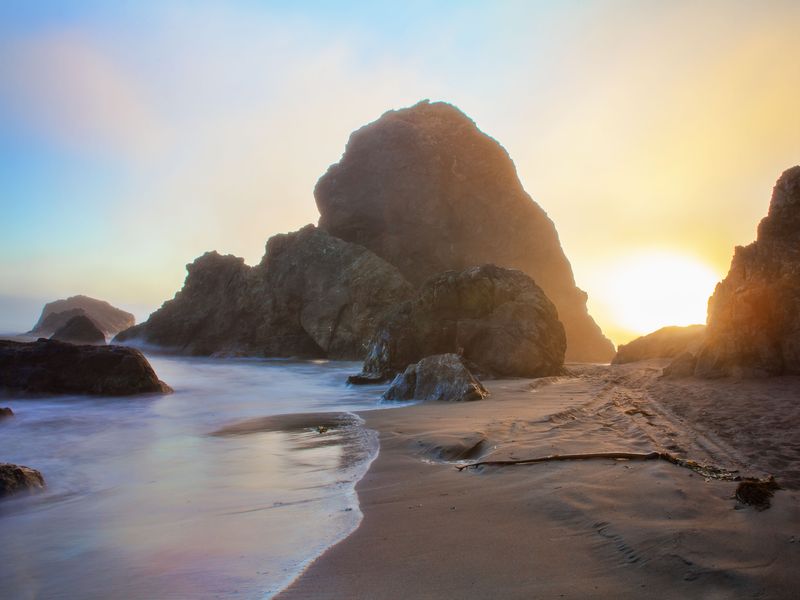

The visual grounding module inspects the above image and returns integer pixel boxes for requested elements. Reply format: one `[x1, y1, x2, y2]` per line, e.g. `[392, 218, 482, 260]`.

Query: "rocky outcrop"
[0, 463, 45, 498]
[0, 407, 13, 419]
[696, 167, 800, 377]
[115, 225, 413, 359]
[51, 315, 106, 345]
[30, 295, 134, 337]
[0, 339, 171, 395]
[383, 353, 488, 402]
[359, 264, 566, 380]
[315, 100, 614, 362]
[612, 325, 705, 365]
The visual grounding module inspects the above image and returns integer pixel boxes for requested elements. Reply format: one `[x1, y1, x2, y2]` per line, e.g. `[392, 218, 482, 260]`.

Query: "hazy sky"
[1, 0, 798, 343]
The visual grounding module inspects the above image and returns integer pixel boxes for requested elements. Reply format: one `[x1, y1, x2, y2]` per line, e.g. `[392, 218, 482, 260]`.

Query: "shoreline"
[277, 361, 800, 599]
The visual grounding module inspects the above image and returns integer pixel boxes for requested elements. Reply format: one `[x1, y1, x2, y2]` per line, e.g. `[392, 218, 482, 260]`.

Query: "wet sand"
[278, 360, 800, 599]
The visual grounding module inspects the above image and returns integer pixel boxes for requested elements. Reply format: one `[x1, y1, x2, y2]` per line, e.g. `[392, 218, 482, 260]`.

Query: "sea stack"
[695, 166, 800, 377]
[116, 225, 413, 358]
[30, 295, 134, 337]
[359, 264, 566, 380]
[315, 100, 614, 362]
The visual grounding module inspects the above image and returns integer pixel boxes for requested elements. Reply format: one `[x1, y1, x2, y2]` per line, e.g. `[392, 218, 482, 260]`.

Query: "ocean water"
[0, 355, 389, 599]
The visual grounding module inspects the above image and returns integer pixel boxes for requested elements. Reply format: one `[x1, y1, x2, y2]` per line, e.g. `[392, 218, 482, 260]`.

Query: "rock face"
[662, 352, 698, 379]
[315, 100, 614, 362]
[115, 225, 413, 358]
[51, 315, 106, 345]
[31, 295, 134, 337]
[383, 353, 488, 402]
[696, 167, 800, 377]
[0, 339, 171, 395]
[360, 264, 566, 380]
[0, 463, 45, 498]
[612, 325, 705, 365]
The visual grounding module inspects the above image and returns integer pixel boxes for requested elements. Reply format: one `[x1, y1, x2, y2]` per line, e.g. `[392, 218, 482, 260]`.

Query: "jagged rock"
[0, 463, 45, 498]
[0, 339, 171, 395]
[315, 100, 613, 362]
[30, 296, 134, 337]
[115, 225, 413, 359]
[662, 352, 698, 379]
[0, 407, 13, 419]
[359, 264, 566, 380]
[50, 315, 106, 345]
[696, 167, 800, 377]
[383, 353, 488, 402]
[612, 325, 705, 365]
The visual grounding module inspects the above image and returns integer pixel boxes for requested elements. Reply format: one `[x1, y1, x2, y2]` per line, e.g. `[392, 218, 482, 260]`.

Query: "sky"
[1, 0, 798, 344]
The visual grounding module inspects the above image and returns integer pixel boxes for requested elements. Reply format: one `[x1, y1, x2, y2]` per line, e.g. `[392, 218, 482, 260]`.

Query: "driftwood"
[456, 450, 746, 481]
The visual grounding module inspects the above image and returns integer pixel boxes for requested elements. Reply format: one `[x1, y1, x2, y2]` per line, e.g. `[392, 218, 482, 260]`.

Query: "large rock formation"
[30, 295, 134, 337]
[0, 463, 45, 498]
[383, 354, 488, 402]
[359, 264, 566, 380]
[51, 315, 106, 345]
[0, 339, 171, 395]
[696, 166, 800, 377]
[315, 100, 613, 362]
[612, 325, 705, 365]
[115, 225, 413, 358]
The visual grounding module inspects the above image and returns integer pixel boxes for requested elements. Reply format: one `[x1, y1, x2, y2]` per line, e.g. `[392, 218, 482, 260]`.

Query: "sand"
[273, 360, 800, 599]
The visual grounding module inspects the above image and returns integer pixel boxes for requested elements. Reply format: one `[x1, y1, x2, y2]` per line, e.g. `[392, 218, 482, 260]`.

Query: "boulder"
[30, 295, 134, 337]
[315, 100, 614, 362]
[696, 166, 800, 377]
[115, 225, 413, 359]
[50, 315, 106, 345]
[0, 407, 13, 419]
[0, 339, 171, 395]
[612, 325, 705, 365]
[662, 352, 698, 379]
[0, 463, 45, 498]
[383, 353, 488, 402]
[359, 264, 566, 380]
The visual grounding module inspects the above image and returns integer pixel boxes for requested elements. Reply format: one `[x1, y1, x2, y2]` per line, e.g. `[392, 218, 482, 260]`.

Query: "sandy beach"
[278, 361, 800, 599]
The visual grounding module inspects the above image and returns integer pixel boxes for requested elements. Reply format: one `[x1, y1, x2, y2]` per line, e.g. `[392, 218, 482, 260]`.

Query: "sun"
[602, 251, 721, 338]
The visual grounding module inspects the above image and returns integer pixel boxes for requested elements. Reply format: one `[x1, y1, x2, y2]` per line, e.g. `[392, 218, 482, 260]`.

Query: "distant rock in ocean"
[0, 339, 171, 395]
[115, 225, 413, 359]
[383, 353, 488, 402]
[612, 325, 705, 365]
[0, 407, 13, 420]
[358, 264, 566, 380]
[695, 166, 800, 377]
[30, 295, 134, 337]
[315, 100, 614, 362]
[51, 315, 106, 345]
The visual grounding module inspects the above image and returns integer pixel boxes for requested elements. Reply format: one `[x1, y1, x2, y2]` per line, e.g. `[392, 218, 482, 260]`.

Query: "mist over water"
[0, 355, 386, 599]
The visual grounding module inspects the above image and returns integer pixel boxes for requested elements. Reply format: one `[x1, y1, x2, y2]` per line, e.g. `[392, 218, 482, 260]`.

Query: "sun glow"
[593, 251, 721, 342]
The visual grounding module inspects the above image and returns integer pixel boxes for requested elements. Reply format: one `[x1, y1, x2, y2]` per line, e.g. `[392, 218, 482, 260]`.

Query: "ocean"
[0, 354, 390, 599]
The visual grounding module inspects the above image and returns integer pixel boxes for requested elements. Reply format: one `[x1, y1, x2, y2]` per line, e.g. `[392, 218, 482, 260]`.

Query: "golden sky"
[1, 1, 798, 344]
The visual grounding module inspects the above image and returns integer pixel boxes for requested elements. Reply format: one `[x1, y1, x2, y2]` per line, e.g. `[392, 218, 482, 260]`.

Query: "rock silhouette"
[30, 295, 134, 337]
[0, 339, 171, 395]
[383, 353, 488, 402]
[359, 264, 566, 380]
[612, 325, 705, 365]
[696, 166, 800, 377]
[116, 225, 412, 358]
[316, 100, 613, 362]
[51, 315, 106, 345]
